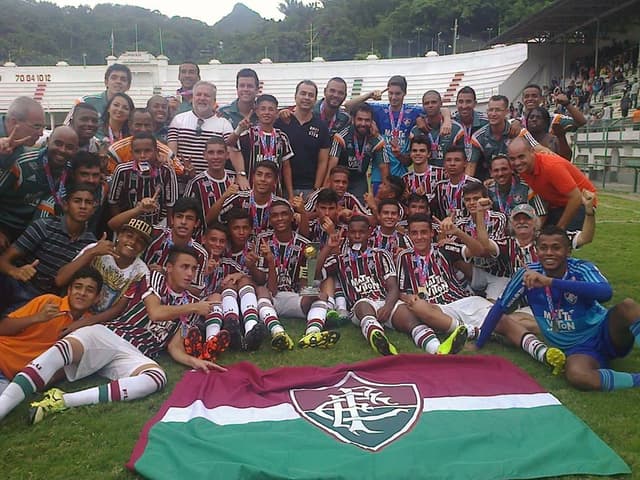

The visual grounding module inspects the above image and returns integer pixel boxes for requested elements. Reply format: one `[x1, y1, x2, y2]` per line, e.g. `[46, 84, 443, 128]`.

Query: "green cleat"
[29, 387, 67, 425]
[437, 325, 468, 355]
[325, 309, 350, 329]
[271, 331, 295, 351]
[298, 330, 341, 349]
[544, 347, 566, 376]
[369, 330, 398, 356]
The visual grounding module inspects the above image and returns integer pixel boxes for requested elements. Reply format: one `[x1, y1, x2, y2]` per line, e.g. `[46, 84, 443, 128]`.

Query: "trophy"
[300, 242, 321, 296]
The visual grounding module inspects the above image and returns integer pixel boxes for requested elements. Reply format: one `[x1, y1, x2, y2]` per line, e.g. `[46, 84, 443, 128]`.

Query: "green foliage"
[0, 0, 555, 65]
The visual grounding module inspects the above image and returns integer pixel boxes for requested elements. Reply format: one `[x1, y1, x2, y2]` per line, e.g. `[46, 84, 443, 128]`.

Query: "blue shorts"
[564, 310, 633, 367]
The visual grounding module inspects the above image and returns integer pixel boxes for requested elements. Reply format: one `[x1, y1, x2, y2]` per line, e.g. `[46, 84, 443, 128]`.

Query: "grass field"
[1, 192, 639, 480]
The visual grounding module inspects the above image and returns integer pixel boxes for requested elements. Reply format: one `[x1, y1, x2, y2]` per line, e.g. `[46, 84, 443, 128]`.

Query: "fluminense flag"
[128, 355, 630, 480]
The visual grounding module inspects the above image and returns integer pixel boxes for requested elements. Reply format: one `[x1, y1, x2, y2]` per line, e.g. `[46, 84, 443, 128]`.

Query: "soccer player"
[363, 175, 406, 223]
[411, 90, 463, 168]
[327, 103, 387, 201]
[508, 136, 596, 230]
[399, 214, 566, 374]
[108, 132, 178, 226]
[431, 146, 480, 220]
[477, 225, 640, 391]
[486, 154, 546, 219]
[0, 267, 102, 395]
[233, 94, 294, 189]
[402, 134, 446, 201]
[55, 218, 152, 330]
[305, 166, 372, 225]
[184, 135, 237, 238]
[217, 161, 289, 238]
[256, 200, 339, 350]
[451, 86, 488, 160]
[0, 246, 222, 424]
[313, 78, 351, 135]
[321, 216, 465, 356]
[369, 199, 412, 259]
[0, 184, 97, 313]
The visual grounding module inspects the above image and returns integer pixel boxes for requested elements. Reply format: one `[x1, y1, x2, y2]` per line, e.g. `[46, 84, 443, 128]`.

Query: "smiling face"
[354, 109, 373, 137]
[71, 107, 99, 142]
[522, 86, 542, 112]
[295, 83, 317, 111]
[67, 276, 100, 312]
[487, 99, 507, 127]
[508, 138, 535, 176]
[115, 228, 148, 260]
[147, 97, 168, 125]
[236, 75, 258, 104]
[324, 80, 347, 109]
[490, 157, 513, 187]
[192, 84, 216, 118]
[410, 141, 429, 167]
[455, 92, 476, 123]
[203, 228, 227, 258]
[536, 233, 570, 276]
[108, 96, 131, 125]
[510, 213, 536, 241]
[204, 141, 227, 173]
[387, 85, 405, 109]
[379, 203, 400, 230]
[178, 63, 200, 90]
[408, 221, 432, 255]
[252, 166, 277, 195]
[105, 70, 130, 97]
[256, 100, 278, 126]
[269, 204, 294, 233]
[129, 111, 154, 135]
[8, 105, 46, 147]
[48, 127, 79, 169]
[526, 109, 547, 134]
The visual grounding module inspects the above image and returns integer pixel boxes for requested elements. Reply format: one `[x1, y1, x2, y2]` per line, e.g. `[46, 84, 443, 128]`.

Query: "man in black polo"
[275, 80, 330, 200]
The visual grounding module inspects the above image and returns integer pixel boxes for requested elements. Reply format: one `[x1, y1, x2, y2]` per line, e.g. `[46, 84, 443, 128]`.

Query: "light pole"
[408, 39, 413, 57]
[82, 53, 87, 68]
[415, 27, 423, 56]
[437, 32, 442, 55]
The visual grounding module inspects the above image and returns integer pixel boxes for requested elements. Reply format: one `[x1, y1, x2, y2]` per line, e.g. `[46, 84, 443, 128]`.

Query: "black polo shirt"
[276, 113, 330, 190]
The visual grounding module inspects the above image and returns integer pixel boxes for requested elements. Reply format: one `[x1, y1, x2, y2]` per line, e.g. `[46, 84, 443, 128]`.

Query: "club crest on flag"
[290, 371, 422, 452]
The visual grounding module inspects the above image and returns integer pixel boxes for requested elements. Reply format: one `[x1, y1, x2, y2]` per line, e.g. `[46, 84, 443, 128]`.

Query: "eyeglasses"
[196, 118, 204, 137]
[20, 120, 46, 131]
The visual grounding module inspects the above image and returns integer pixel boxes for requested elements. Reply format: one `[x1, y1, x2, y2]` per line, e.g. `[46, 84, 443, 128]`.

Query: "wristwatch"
[238, 171, 247, 177]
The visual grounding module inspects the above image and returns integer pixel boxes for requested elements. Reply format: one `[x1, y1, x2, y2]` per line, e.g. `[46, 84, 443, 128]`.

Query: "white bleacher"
[0, 44, 529, 117]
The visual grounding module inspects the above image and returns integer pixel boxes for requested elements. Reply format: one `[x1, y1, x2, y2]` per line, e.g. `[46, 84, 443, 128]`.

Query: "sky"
[48, 0, 289, 25]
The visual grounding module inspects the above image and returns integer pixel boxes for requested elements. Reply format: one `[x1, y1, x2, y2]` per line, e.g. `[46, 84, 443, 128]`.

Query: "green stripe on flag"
[134, 405, 630, 480]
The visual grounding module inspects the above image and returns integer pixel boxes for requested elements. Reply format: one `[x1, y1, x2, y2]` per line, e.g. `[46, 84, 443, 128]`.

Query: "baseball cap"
[121, 218, 153, 243]
[510, 203, 537, 220]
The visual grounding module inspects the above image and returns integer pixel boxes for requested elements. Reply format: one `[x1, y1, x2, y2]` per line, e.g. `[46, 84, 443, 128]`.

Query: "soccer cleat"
[369, 330, 398, 356]
[224, 319, 246, 351]
[183, 326, 204, 359]
[437, 325, 468, 355]
[244, 322, 267, 351]
[271, 331, 295, 351]
[298, 330, 341, 349]
[325, 310, 351, 329]
[29, 388, 67, 425]
[202, 330, 231, 361]
[544, 347, 566, 376]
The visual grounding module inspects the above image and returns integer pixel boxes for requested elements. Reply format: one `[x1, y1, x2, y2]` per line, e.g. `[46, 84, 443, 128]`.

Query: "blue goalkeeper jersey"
[497, 258, 611, 350]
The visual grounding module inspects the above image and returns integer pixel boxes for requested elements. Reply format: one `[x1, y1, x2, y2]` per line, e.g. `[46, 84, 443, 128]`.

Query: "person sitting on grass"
[0, 246, 223, 425]
[321, 215, 467, 356]
[0, 267, 102, 395]
[476, 225, 640, 391]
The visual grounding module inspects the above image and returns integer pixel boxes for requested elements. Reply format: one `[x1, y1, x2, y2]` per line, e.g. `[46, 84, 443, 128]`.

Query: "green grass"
[1, 192, 639, 480]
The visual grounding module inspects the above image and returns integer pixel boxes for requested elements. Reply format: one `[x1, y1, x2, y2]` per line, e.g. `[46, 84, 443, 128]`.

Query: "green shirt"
[219, 99, 258, 128]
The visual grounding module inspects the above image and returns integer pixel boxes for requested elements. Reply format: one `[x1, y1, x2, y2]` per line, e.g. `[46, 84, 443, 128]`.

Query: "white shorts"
[273, 292, 305, 319]
[352, 298, 404, 329]
[439, 296, 493, 328]
[65, 325, 158, 382]
[471, 267, 510, 301]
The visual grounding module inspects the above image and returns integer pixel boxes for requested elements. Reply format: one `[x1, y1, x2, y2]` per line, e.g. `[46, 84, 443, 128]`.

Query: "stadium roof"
[488, 0, 640, 45]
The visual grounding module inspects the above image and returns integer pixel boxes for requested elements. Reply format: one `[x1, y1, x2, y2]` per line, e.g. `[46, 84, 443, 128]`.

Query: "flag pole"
[159, 27, 164, 56]
[110, 29, 115, 56]
[135, 24, 139, 53]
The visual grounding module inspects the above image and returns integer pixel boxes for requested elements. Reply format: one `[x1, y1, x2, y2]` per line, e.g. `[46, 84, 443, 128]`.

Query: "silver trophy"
[300, 242, 321, 296]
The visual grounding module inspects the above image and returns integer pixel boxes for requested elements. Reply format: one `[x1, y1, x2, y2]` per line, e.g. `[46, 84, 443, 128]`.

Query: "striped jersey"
[257, 231, 309, 292]
[322, 247, 396, 307]
[487, 175, 547, 217]
[202, 257, 243, 296]
[238, 126, 294, 185]
[107, 136, 180, 176]
[402, 167, 446, 201]
[167, 111, 234, 173]
[409, 119, 464, 167]
[456, 210, 508, 275]
[107, 161, 178, 226]
[368, 226, 413, 259]
[142, 226, 209, 291]
[184, 169, 236, 234]
[305, 190, 370, 218]
[431, 175, 481, 219]
[219, 191, 288, 237]
[396, 244, 468, 304]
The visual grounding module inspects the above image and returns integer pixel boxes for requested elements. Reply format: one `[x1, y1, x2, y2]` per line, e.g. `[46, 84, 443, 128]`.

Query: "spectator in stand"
[630, 78, 639, 109]
[620, 92, 632, 118]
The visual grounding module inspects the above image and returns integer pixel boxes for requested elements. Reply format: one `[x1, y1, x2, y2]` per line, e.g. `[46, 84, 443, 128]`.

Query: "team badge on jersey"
[564, 292, 578, 305]
[290, 371, 422, 451]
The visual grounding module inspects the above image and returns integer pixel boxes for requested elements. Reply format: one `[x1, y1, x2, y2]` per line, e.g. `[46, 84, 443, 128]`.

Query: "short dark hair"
[72, 102, 98, 117]
[410, 134, 430, 148]
[64, 182, 98, 200]
[444, 145, 467, 160]
[206, 135, 226, 147]
[69, 266, 103, 293]
[326, 77, 347, 90]
[407, 213, 432, 228]
[422, 90, 441, 102]
[256, 94, 278, 107]
[348, 215, 370, 228]
[172, 197, 200, 221]
[456, 86, 477, 101]
[351, 102, 373, 118]
[316, 188, 339, 205]
[70, 151, 101, 172]
[131, 108, 151, 118]
[180, 61, 201, 77]
[105, 63, 132, 85]
[166, 245, 199, 265]
[295, 79, 318, 97]
[131, 131, 157, 149]
[254, 160, 279, 177]
[462, 181, 488, 198]
[271, 199, 293, 213]
[377, 198, 401, 213]
[236, 68, 259, 88]
[489, 95, 509, 108]
[536, 224, 571, 248]
[523, 84, 542, 95]
[387, 75, 407, 94]
[330, 165, 350, 177]
[490, 154, 510, 166]
[205, 222, 228, 237]
[407, 192, 429, 206]
[226, 208, 251, 225]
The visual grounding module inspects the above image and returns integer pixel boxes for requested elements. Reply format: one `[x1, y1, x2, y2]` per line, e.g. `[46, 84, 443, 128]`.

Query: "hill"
[213, 3, 265, 36]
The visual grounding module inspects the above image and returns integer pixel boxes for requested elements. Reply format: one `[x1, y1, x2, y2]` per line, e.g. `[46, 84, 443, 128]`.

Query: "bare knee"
[565, 362, 601, 391]
[616, 298, 640, 321]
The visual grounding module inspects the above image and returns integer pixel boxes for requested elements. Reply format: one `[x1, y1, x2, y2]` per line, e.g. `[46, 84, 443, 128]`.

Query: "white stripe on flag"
[160, 393, 560, 425]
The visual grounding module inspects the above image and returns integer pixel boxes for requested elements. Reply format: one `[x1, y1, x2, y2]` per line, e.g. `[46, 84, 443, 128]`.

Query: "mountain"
[213, 3, 265, 36]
